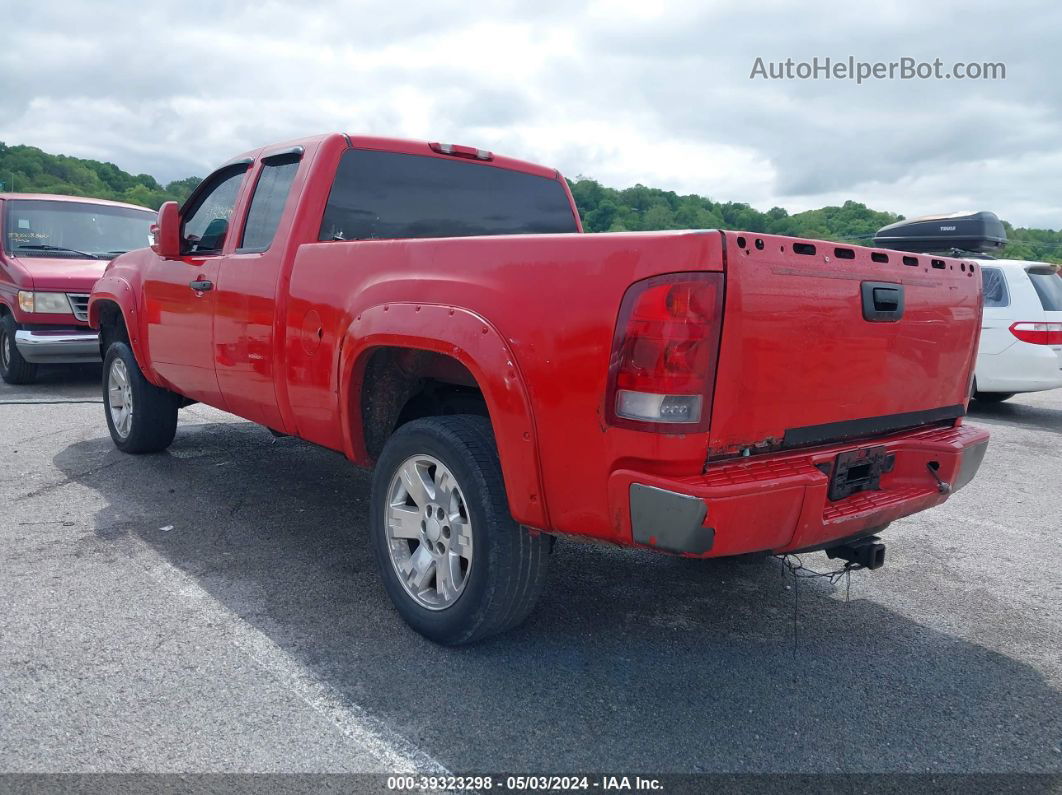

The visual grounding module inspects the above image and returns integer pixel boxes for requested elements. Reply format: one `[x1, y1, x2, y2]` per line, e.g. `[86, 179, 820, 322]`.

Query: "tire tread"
[103, 342, 178, 454]
[1, 314, 38, 385]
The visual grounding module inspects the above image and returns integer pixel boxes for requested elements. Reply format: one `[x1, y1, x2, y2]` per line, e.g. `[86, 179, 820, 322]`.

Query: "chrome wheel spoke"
[435, 468, 454, 503]
[406, 544, 435, 592]
[400, 460, 434, 507]
[436, 553, 458, 602]
[107, 359, 134, 439]
[388, 503, 422, 540]
[448, 518, 472, 560]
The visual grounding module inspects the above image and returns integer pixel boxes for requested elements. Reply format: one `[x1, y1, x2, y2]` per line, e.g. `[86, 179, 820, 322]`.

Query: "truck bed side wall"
[284, 231, 726, 535]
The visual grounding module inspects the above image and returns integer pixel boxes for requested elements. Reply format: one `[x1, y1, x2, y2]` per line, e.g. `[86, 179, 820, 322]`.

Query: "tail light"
[605, 272, 724, 432]
[1010, 322, 1062, 345]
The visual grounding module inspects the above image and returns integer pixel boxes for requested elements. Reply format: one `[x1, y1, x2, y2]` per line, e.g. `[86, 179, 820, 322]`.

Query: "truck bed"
[285, 228, 982, 551]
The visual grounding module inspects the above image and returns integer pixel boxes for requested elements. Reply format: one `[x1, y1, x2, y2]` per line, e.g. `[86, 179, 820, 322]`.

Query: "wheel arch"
[89, 282, 160, 385]
[339, 303, 549, 530]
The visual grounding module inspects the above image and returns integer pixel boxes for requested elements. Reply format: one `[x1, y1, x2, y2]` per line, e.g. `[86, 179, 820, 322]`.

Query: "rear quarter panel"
[286, 230, 725, 538]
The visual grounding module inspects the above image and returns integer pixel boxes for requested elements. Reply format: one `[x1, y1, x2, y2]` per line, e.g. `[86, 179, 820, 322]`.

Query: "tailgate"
[707, 232, 982, 458]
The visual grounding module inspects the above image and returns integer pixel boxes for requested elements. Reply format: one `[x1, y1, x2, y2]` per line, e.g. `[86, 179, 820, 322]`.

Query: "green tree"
[565, 175, 1060, 263]
[0, 142, 200, 210]
[2, 143, 1058, 263]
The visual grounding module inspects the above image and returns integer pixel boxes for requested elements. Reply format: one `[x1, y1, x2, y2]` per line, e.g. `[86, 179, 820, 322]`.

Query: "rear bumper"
[609, 423, 990, 557]
[14, 329, 101, 364]
[976, 343, 1062, 393]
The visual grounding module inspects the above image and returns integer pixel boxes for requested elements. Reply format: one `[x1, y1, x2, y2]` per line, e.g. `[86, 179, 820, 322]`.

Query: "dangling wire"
[776, 554, 863, 668]
[778, 553, 861, 584]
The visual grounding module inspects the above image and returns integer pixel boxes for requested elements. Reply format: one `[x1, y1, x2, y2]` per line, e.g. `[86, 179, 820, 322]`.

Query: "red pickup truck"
[1, 193, 155, 383]
[89, 134, 989, 644]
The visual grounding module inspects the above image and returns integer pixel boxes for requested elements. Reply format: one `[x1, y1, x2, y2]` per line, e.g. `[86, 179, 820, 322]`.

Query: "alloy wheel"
[107, 357, 134, 438]
[384, 454, 474, 610]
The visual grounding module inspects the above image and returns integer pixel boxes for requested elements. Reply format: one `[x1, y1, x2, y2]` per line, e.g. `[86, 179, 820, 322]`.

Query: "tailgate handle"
[861, 281, 904, 322]
[873, 287, 899, 309]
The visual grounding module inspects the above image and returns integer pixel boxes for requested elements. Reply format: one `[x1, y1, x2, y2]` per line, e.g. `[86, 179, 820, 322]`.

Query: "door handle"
[189, 279, 214, 292]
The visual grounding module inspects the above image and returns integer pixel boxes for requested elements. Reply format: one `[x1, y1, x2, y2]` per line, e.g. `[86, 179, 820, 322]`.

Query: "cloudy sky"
[2, 0, 1060, 227]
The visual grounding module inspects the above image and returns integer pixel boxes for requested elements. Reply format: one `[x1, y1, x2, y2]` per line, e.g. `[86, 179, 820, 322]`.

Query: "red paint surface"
[90, 133, 988, 556]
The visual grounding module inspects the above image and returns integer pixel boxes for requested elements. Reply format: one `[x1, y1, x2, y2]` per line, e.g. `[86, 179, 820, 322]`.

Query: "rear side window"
[239, 153, 301, 252]
[1027, 269, 1062, 311]
[318, 149, 578, 241]
[981, 267, 1009, 307]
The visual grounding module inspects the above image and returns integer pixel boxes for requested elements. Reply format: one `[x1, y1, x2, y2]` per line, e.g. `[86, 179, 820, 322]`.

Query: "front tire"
[370, 415, 551, 645]
[102, 342, 178, 453]
[0, 314, 38, 385]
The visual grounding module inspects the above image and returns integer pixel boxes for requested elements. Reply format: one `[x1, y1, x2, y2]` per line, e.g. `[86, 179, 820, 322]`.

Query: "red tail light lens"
[1010, 322, 1062, 345]
[605, 272, 724, 432]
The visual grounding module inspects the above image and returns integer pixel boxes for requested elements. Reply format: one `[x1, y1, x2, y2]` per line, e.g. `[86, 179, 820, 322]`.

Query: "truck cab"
[0, 193, 155, 384]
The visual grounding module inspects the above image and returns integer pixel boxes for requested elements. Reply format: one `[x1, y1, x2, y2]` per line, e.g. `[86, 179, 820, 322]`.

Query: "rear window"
[1027, 268, 1062, 311]
[319, 149, 578, 241]
[981, 267, 1009, 307]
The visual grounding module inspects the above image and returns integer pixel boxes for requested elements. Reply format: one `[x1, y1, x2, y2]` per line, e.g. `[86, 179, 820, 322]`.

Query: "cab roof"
[224, 133, 561, 181]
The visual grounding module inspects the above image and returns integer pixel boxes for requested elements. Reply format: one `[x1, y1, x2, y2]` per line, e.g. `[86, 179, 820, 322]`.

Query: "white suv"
[974, 259, 1062, 402]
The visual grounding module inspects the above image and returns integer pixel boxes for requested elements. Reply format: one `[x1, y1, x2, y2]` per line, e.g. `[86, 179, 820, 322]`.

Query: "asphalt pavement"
[1, 364, 1060, 776]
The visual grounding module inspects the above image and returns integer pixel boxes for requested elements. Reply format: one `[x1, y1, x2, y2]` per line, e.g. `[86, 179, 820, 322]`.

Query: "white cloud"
[0, 0, 1059, 228]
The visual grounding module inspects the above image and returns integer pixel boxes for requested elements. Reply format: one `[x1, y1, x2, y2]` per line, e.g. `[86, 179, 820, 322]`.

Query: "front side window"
[239, 154, 301, 252]
[182, 166, 248, 255]
[1027, 268, 1062, 311]
[3, 200, 153, 259]
[980, 267, 1009, 307]
[318, 148, 578, 242]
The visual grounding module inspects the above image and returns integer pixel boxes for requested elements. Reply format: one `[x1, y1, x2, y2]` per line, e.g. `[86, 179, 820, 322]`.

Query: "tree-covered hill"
[0, 143, 199, 209]
[569, 178, 1062, 264]
[1, 141, 1058, 263]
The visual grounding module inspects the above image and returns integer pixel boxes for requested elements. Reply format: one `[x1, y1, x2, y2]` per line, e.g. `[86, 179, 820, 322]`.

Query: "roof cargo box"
[873, 211, 1006, 254]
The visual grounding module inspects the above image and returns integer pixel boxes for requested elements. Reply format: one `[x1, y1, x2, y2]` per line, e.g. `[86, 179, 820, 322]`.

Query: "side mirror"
[151, 201, 181, 259]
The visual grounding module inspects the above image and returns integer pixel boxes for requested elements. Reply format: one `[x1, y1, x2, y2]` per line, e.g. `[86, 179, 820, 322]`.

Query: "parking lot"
[1, 366, 1060, 775]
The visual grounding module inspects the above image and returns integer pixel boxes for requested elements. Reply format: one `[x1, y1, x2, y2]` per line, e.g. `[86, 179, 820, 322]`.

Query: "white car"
[974, 260, 1062, 402]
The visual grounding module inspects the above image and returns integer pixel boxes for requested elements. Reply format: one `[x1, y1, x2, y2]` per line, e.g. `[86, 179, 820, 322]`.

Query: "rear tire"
[974, 391, 1014, 403]
[370, 415, 551, 645]
[0, 314, 38, 385]
[102, 342, 178, 453]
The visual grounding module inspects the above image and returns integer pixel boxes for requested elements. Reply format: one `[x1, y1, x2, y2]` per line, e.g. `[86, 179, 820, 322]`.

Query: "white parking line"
[138, 544, 450, 775]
